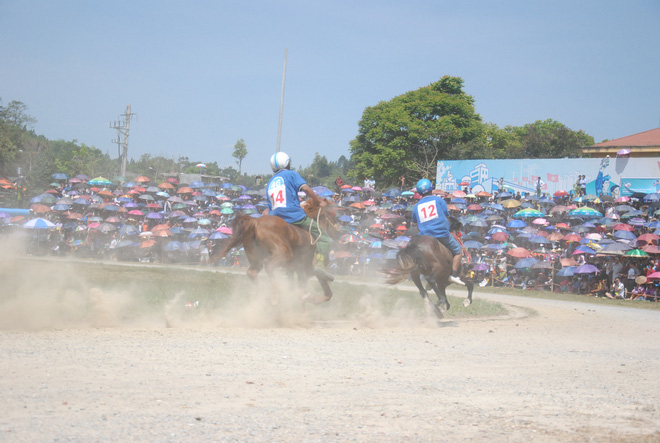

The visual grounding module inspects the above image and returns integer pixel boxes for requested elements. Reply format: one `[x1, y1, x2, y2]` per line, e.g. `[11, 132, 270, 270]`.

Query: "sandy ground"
[1, 270, 659, 442]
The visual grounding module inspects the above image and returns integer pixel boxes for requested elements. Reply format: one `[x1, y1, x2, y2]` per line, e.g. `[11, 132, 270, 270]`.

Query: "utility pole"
[276, 49, 287, 153]
[110, 104, 136, 180]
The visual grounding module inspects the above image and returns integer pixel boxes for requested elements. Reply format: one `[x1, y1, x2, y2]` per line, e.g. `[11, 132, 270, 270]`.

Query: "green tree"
[511, 119, 594, 158]
[349, 76, 483, 187]
[232, 139, 248, 176]
[0, 99, 37, 176]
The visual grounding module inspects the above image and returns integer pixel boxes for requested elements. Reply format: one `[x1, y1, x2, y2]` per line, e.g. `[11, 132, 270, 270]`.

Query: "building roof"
[591, 128, 660, 147]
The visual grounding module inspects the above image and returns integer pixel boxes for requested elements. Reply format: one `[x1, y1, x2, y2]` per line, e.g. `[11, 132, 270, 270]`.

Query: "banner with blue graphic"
[435, 156, 660, 198]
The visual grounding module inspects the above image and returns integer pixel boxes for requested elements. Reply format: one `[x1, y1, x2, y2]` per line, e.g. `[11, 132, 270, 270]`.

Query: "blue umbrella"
[52, 172, 69, 180]
[556, 266, 576, 277]
[163, 241, 184, 251]
[482, 243, 505, 250]
[383, 188, 401, 198]
[463, 240, 484, 249]
[507, 220, 527, 228]
[614, 230, 637, 240]
[23, 218, 56, 229]
[515, 257, 539, 269]
[529, 235, 551, 244]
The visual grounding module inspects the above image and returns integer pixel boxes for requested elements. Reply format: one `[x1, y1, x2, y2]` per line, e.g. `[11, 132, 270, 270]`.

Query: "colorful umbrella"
[625, 249, 649, 257]
[507, 247, 531, 258]
[513, 208, 544, 218]
[23, 218, 56, 229]
[569, 207, 602, 218]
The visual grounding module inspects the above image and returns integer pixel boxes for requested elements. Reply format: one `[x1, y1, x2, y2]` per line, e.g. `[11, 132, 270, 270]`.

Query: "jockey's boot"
[449, 271, 465, 286]
[450, 254, 465, 286]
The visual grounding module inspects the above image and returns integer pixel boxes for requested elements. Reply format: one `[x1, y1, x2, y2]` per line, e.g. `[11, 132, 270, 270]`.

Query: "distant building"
[582, 128, 660, 158]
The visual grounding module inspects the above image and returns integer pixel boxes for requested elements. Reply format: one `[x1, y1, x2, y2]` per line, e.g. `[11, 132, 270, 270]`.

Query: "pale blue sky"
[1, 0, 658, 175]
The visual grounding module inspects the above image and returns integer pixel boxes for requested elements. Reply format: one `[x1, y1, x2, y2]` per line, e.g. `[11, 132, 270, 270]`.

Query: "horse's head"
[303, 197, 343, 240]
[449, 216, 463, 233]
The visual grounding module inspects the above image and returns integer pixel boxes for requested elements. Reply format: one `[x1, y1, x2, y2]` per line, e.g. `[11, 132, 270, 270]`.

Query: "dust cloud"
[0, 235, 435, 330]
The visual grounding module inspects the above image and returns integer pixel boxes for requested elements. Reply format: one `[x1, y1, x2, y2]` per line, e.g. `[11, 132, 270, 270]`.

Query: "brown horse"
[211, 198, 341, 304]
[386, 235, 474, 319]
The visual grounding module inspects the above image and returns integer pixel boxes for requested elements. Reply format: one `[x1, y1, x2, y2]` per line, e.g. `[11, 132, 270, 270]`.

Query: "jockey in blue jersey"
[411, 178, 465, 286]
[266, 151, 333, 276]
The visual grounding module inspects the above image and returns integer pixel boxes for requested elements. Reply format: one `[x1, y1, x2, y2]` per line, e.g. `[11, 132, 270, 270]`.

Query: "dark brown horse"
[211, 198, 341, 304]
[386, 234, 474, 319]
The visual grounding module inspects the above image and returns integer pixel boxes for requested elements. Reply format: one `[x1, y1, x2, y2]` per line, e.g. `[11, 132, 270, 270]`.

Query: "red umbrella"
[507, 247, 531, 258]
[30, 203, 51, 213]
[467, 204, 482, 211]
[491, 231, 509, 242]
[637, 233, 659, 245]
[563, 234, 582, 242]
[548, 232, 565, 242]
[613, 223, 634, 232]
[642, 245, 660, 254]
[553, 190, 568, 197]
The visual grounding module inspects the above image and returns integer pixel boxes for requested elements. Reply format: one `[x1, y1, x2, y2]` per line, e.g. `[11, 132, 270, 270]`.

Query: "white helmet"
[270, 152, 291, 172]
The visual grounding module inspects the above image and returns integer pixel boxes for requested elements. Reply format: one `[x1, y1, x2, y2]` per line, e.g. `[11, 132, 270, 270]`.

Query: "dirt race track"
[1, 281, 659, 442]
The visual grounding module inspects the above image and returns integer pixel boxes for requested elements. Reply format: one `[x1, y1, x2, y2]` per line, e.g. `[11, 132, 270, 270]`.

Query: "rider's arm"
[300, 184, 321, 204]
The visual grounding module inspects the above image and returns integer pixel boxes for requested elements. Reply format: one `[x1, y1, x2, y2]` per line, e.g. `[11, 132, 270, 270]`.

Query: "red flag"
[547, 173, 559, 183]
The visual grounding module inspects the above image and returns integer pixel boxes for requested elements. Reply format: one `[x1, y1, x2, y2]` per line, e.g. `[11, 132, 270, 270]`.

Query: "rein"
[307, 201, 339, 246]
[452, 232, 472, 265]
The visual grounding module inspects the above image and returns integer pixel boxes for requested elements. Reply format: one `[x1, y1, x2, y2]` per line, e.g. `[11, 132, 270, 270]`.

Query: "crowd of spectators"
[2, 173, 660, 302]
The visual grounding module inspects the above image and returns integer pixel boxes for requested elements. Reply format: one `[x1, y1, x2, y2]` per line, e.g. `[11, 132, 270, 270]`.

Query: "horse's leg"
[412, 271, 443, 319]
[463, 281, 474, 307]
[427, 270, 450, 313]
[263, 254, 291, 306]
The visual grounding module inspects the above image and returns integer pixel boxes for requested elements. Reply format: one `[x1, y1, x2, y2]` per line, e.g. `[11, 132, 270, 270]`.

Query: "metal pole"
[121, 104, 131, 179]
[276, 49, 287, 153]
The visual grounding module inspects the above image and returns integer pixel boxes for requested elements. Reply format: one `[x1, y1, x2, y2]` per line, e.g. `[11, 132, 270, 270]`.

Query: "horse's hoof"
[463, 299, 472, 307]
[302, 293, 331, 305]
[437, 303, 448, 313]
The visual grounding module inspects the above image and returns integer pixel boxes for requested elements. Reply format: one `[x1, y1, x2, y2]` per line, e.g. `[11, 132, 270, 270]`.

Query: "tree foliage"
[232, 139, 248, 176]
[349, 76, 484, 188]
[349, 78, 598, 188]
[298, 153, 354, 188]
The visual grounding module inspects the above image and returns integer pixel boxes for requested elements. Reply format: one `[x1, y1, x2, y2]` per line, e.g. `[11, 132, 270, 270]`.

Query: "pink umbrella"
[646, 271, 660, 280]
[617, 149, 631, 157]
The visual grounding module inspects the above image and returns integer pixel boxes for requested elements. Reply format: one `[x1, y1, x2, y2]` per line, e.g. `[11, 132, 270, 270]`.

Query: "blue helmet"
[416, 178, 433, 195]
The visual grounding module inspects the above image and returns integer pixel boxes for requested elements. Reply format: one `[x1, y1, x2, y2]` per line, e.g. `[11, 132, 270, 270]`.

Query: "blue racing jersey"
[267, 169, 307, 223]
[412, 195, 450, 238]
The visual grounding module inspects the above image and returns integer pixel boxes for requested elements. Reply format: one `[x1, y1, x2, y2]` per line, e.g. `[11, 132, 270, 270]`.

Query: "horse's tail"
[210, 214, 256, 262]
[386, 246, 418, 285]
